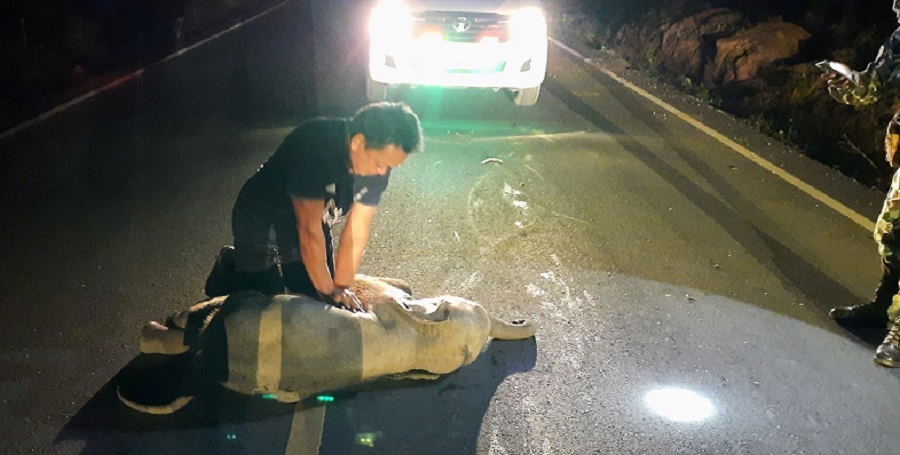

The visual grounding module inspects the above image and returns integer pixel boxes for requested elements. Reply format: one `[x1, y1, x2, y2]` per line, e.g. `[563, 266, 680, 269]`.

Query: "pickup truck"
[367, 0, 548, 106]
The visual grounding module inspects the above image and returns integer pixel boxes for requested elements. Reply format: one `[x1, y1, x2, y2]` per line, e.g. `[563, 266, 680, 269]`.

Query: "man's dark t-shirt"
[231, 118, 390, 264]
[237, 118, 389, 226]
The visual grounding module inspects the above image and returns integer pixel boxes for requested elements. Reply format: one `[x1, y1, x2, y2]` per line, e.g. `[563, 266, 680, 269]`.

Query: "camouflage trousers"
[880, 259, 900, 324]
[875, 166, 900, 323]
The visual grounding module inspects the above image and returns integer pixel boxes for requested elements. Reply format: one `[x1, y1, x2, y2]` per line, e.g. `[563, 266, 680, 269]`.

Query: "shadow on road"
[834, 322, 889, 346]
[320, 337, 538, 454]
[543, 61, 862, 326]
[56, 338, 537, 454]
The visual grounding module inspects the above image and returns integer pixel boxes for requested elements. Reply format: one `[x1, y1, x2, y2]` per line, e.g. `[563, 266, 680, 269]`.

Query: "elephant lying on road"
[118, 275, 536, 414]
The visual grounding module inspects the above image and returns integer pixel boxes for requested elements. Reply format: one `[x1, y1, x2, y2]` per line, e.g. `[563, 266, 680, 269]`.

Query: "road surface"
[1, 1, 898, 453]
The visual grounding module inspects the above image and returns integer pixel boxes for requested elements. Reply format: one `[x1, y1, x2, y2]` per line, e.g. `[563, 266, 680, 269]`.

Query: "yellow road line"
[549, 37, 875, 232]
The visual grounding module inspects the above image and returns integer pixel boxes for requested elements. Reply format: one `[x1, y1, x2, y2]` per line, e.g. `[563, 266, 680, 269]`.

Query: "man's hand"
[823, 72, 853, 89]
[325, 286, 368, 312]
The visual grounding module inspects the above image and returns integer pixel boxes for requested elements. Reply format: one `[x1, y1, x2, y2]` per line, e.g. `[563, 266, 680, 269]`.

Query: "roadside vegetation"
[561, 0, 900, 190]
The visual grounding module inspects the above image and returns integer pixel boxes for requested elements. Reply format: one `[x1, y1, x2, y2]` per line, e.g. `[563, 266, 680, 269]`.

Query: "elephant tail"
[489, 315, 536, 340]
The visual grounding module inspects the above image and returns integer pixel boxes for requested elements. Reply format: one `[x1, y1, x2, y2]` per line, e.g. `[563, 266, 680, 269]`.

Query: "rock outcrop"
[659, 8, 744, 81]
[706, 19, 811, 85]
[565, 2, 893, 190]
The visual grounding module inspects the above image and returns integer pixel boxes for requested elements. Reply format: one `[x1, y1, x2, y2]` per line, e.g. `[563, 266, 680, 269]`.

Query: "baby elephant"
[118, 275, 536, 414]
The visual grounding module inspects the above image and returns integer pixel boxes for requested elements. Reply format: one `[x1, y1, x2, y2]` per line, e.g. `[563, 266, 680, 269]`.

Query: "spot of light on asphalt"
[644, 387, 715, 423]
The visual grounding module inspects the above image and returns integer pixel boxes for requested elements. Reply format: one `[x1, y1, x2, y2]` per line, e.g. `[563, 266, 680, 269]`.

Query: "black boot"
[829, 300, 890, 327]
[874, 321, 900, 367]
[831, 260, 896, 327]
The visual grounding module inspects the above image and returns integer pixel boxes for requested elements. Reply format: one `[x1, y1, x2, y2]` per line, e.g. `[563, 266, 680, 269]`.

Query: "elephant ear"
[374, 298, 450, 329]
[403, 298, 452, 323]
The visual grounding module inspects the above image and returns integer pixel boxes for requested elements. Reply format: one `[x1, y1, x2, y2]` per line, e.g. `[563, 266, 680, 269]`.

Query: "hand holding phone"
[817, 60, 858, 85]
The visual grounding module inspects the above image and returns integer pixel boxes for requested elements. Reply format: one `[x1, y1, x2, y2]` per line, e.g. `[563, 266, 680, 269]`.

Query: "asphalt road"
[1, 1, 899, 454]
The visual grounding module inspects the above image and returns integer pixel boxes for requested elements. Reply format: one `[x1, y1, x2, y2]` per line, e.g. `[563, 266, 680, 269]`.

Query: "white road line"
[549, 37, 875, 232]
[0, 1, 289, 141]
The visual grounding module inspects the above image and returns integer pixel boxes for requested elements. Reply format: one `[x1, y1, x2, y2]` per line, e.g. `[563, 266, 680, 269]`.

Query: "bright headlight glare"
[510, 7, 546, 41]
[419, 32, 443, 44]
[370, 0, 412, 43]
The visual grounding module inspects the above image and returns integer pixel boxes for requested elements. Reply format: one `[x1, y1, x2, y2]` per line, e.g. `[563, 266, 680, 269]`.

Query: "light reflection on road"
[644, 387, 715, 423]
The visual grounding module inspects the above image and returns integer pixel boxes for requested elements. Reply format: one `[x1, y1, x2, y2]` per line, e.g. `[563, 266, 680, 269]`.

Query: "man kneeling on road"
[205, 102, 423, 312]
[822, 0, 900, 367]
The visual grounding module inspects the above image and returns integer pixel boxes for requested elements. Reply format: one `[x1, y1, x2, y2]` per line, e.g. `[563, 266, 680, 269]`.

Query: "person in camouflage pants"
[824, 0, 900, 367]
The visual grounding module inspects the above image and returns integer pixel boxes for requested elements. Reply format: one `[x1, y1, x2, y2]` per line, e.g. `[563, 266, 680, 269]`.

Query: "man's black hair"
[349, 102, 424, 154]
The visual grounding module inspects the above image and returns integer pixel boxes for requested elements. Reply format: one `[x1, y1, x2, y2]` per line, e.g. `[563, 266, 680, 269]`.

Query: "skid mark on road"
[549, 36, 873, 232]
[515, 259, 600, 453]
[522, 164, 546, 182]
[504, 181, 530, 230]
[526, 283, 547, 297]
[466, 174, 535, 248]
[529, 260, 586, 371]
[465, 174, 487, 232]
[460, 271, 481, 293]
[502, 183, 528, 209]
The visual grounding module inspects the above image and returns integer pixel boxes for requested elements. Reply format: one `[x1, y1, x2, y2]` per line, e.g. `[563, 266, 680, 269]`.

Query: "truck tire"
[513, 86, 540, 106]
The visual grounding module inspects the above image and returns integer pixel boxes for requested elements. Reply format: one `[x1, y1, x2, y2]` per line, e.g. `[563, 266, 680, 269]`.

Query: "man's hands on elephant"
[325, 286, 368, 312]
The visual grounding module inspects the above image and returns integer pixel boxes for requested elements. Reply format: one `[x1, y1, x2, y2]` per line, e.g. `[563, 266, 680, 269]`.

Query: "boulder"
[659, 8, 744, 81]
[706, 19, 811, 86]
